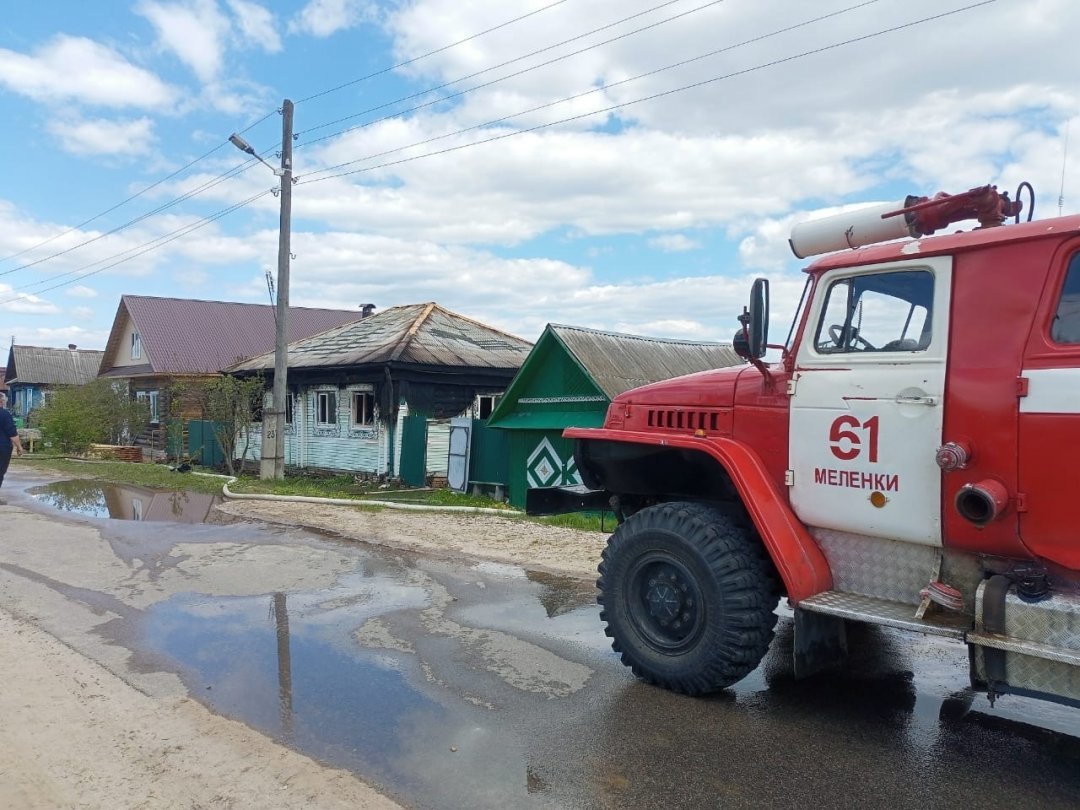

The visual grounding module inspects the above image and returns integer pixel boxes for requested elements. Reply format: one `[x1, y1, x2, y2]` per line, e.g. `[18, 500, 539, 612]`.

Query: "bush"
[35, 380, 150, 454]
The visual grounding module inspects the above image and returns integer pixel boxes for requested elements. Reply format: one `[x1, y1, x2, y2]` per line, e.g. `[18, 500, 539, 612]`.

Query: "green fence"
[186, 420, 225, 467]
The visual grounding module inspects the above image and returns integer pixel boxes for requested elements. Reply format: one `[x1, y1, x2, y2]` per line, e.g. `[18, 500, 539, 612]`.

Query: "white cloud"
[1, 285, 60, 315]
[0, 35, 176, 108]
[226, 0, 282, 52]
[290, 0, 376, 38]
[46, 116, 156, 157]
[10, 325, 110, 349]
[649, 234, 701, 253]
[71, 306, 95, 319]
[65, 286, 98, 299]
[137, 0, 230, 83]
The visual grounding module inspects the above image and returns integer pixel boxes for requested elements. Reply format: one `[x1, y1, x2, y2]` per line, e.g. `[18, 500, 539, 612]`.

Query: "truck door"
[788, 257, 952, 545]
[1018, 246, 1080, 570]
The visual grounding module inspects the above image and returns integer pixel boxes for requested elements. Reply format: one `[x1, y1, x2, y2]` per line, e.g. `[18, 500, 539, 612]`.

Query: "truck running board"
[797, 590, 972, 640]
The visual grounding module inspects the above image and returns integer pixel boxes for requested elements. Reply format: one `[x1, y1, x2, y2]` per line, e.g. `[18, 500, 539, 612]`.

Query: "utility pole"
[229, 99, 293, 480]
[266, 99, 293, 480]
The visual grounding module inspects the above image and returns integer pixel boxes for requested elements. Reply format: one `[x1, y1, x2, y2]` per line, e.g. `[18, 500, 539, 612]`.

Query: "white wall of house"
[115, 315, 147, 367]
[239, 383, 388, 474]
[237, 386, 482, 479]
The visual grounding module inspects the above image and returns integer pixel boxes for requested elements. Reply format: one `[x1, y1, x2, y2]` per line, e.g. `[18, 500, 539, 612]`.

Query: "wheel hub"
[629, 561, 700, 646]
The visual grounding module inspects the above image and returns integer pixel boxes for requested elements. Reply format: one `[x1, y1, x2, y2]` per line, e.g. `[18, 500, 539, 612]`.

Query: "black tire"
[597, 501, 780, 695]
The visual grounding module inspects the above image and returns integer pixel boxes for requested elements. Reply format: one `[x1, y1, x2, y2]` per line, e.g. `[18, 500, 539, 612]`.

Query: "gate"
[399, 414, 428, 487]
[187, 420, 225, 467]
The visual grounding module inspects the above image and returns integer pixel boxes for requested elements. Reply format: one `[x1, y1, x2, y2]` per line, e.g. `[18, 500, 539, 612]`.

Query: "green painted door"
[399, 414, 428, 487]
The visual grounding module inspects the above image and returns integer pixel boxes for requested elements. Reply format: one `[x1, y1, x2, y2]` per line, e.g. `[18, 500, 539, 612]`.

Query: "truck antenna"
[1060, 119, 1071, 217]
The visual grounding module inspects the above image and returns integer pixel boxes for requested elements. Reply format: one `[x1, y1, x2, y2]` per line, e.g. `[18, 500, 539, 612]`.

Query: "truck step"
[967, 631, 1080, 667]
[797, 590, 972, 640]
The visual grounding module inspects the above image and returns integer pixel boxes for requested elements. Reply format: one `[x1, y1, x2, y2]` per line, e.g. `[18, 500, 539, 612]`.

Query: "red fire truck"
[531, 184, 1080, 708]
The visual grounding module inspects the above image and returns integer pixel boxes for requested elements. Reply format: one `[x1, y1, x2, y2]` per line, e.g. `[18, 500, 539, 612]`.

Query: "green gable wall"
[489, 327, 611, 507]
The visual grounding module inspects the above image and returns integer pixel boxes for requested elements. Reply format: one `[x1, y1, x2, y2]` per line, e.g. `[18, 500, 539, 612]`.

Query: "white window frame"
[351, 391, 375, 427]
[136, 390, 160, 424]
[316, 390, 337, 426]
[131, 331, 142, 360]
[476, 394, 499, 420]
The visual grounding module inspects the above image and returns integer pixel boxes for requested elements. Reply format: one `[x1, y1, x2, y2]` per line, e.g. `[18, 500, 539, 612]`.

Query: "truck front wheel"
[597, 501, 779, 695]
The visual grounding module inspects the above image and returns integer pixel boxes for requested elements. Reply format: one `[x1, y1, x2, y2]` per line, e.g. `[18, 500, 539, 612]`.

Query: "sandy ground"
[215, 498, 609, 579]
[0, 486, 609, 809]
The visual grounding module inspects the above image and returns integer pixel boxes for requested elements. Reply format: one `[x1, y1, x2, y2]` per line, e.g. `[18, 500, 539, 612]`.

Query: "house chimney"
[360, 303, 376, 318]
[68, 344, 77, 350]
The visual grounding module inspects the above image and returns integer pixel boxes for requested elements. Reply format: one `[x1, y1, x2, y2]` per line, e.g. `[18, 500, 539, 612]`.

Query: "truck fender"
[567, 428, 834, 603]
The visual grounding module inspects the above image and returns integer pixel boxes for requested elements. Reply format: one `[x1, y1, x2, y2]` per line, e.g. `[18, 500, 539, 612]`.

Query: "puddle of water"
[138, 565, 562, 808]
[28, 480, 221, 523]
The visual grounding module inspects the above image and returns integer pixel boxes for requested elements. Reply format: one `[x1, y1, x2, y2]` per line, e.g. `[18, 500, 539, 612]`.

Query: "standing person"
[0, 392, 24, 489]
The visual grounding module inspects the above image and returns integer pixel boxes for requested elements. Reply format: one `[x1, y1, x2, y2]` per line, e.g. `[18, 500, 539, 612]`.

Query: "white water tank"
[789, 200, 917, 259]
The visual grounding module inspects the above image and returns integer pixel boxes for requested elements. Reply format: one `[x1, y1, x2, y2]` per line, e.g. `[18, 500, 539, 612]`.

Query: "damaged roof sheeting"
[227, 302, 533, 372]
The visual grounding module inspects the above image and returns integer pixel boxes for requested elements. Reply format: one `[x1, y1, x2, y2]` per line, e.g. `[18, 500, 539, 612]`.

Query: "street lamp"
[229, 98, 293, 480]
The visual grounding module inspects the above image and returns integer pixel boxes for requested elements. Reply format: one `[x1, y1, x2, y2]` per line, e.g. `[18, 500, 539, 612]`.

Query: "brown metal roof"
[228, 302, 533, 372]
[99, 295, 364, 376]
[550, 324, 743, 399]
[5, 345, 105, 386]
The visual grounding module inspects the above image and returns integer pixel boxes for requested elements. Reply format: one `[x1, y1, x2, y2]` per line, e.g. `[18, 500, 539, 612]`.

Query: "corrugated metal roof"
[228, 303, 533, 372]
[6, 345, 105, 386]
[99, 295, 364, 376]
[551, 324, 743, 399]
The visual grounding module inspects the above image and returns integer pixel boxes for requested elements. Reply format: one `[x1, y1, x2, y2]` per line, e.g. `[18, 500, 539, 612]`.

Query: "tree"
[201, 373, 265, 476]
[35, 379, 150, 454]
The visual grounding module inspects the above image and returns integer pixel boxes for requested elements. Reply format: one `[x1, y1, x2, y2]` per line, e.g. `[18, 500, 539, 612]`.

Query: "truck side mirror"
[734, 278, 770, 360]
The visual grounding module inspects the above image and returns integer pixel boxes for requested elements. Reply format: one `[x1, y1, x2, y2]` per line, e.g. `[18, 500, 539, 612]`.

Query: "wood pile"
[90, 444, 143, 462]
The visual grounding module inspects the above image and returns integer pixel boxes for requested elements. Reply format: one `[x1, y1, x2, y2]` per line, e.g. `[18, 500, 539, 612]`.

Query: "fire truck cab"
[539, 185, 1080, 708]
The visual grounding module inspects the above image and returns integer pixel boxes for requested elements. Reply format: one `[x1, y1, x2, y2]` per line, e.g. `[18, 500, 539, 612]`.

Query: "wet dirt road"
[3, 471, 1080, 810]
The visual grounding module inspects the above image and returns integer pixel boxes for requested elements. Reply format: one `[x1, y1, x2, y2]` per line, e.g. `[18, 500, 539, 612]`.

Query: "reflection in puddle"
[137, 562, 598, 808]
[29, 479, 220, 523]
[144, 587, 444, 783]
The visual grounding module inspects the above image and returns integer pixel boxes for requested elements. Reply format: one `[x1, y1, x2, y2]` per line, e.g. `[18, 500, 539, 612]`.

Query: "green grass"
[226, 473, 364, 499]
[14, 454, 614, 532]
[13, 455, 227, 495]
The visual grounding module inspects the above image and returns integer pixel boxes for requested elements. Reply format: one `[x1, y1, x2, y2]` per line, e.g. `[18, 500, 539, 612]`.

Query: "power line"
[295, 0, 708, 143]
[300, 1, 996, 187]
[0, 159, 259, 279]
[0, 2, 573, 278]
[0, 110, 280, 270]
[295, 0, 572, 105]
[0, 142, 232, 266]
[5, 1, 995, 301]
[0, 189, 274, 305]
[299, 0, 891, 184]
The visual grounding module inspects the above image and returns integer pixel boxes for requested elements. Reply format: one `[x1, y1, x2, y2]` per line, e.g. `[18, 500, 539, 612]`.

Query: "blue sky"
[0, 0, 1075, 350]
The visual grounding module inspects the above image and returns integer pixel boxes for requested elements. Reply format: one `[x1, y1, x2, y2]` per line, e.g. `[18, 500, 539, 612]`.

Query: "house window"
[136, 390, 160, 423]
[285, 394, 294, 425]
[477, 394, 499, 419]
[131, 332, 142, 360]
[352, 391, 375, 427]
[317, 391, 337, 425]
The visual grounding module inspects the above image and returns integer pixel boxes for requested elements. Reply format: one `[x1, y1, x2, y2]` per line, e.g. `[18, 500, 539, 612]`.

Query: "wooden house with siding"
[227, 302, 532, 484]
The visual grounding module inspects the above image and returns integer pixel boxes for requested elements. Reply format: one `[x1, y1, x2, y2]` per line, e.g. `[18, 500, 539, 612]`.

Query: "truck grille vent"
[646, 409, 719, 432]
